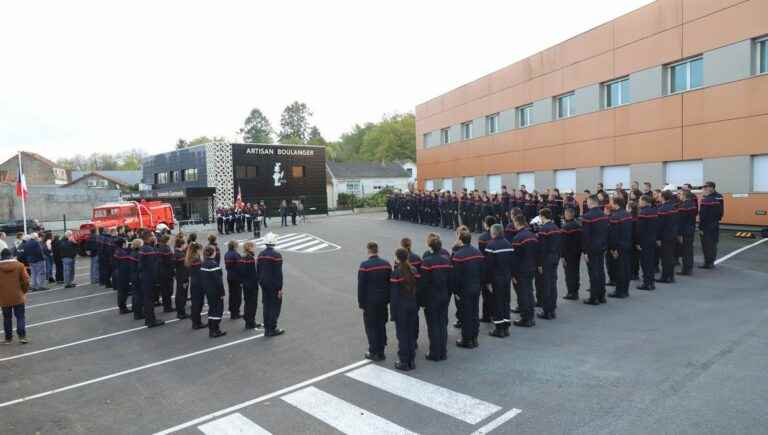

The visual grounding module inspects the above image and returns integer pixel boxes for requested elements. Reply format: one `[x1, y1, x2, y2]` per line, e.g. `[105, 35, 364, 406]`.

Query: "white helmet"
[156, 223, 168, 232]
[263, 232, 279, 246]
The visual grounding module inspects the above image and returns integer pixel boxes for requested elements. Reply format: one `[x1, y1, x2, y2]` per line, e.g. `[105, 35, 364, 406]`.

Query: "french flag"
[16, 165, 28, 200]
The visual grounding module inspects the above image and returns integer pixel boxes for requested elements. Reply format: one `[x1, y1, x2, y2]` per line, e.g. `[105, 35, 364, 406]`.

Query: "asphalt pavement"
[1, 213, 767, 435]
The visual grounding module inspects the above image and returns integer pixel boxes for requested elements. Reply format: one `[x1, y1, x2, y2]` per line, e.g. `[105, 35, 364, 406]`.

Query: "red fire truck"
[73, 201, 176, 243]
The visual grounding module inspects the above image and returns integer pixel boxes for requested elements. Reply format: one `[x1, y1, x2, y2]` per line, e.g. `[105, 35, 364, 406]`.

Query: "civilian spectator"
[0, 248, 30, 344]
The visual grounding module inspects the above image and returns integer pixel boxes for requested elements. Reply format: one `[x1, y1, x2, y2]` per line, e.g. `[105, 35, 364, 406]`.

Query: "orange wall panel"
[562, 111, 616, 144]
[721, 194, 768, 226]
[562, 138, 615, 168]
[527, 122, 565, 150]
[682, 114, 768, 159]
[562, 51, 614, 92]
[682, 0, 768, 57]
[683, 75, 768, 125]
[614, 0, 682, 48]
[614, 127, 683, 164]
[614, 26, 682, 77]
[562, 23, 614, 66]
[614, 94, 683, 136]
[682, 0, 747, 22]
[529, 69, 564, 102]
[523, 145, 566, 171]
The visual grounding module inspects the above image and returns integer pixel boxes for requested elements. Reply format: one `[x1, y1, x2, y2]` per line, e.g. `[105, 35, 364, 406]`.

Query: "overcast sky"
[0, 0, 653, 161]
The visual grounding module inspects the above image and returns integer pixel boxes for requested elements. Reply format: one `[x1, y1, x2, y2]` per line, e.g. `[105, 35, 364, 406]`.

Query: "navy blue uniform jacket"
[511, 228, 540, 275]
[257, 247, 283, 291]
[357, 255, 392, 309]
[224, 249, 242, 282]
[581, 208, 609, 253]
[450, 245, 484, 295]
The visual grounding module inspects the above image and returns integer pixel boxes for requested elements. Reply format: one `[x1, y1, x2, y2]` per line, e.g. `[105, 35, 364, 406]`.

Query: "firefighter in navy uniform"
[201, 245, 226, 338]
[581, 195, 610, 305]
[510, 214, 539, 327]
[224, 240, 243, 319]
[240, 241, 262, 329]
[358, 241, 392, 361]
[173, 238, 189, 319]
[390, 248, 421, 371]
[561, 207, 582, 300]
[139, 232, 164, 327]
[156, 234, 175, 313]
[128, 239, 143, 320]
[536, 208, 562, 319]
[187, 242, 207, 329]
[699, 181, 724, 269]
[452, 229, 484, 348]
[420, 237, 453, 361]
[477, 216, 496, 323]
[216, 209, 224, 235]
[607, 196, 633, 298]
[485, 224, 515, 337]
[636, 195, 658, 290]
[258, 233, 285, 337]
[656, 190, 679, 283]
[114, 239, 132, 314]
[678, 190, 698, 275]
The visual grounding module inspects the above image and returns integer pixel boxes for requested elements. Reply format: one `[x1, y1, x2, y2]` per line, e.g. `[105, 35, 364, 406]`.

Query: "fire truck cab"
[74, 201, 175, 243]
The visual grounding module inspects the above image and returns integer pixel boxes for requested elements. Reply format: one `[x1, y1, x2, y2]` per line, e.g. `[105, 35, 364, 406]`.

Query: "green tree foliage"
[56, 149, 146, 171]
[176, 136, 227, 149]
[279, 101, 313, 144]
[240, 108, 274, 144]
[326, 123, 374, 161]
[358, 113, 415, 162]
[307, 125, 326, 146]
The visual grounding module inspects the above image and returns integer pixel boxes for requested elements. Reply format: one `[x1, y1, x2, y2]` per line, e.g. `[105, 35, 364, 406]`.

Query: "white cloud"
[0, 0, 652, 160]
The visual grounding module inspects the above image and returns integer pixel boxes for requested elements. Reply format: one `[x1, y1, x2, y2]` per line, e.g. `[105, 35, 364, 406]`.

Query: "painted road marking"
[346, 364, 502, 424]
[239, 232, 340, 254]
[0, 331, 265, 409]
[714, 237, 768, 265]
[28, 283, 87, 296]
[303, 243, 329, 253]
[198, 413, 272, 435]
[26, 291, 113, 308]
[153, 360, 372, 434]
[282, 386, 418, 435]
[469, 408, 523, 435]
[273, 236, 314, 250]
[27, 306, 117, 328]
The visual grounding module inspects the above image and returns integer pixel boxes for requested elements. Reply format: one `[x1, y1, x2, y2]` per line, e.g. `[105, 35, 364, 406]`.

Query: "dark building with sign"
[137, 143, 327, 222]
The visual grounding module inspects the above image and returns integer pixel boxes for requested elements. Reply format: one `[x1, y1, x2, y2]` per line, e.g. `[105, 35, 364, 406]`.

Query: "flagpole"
[18, 151, 28, 235]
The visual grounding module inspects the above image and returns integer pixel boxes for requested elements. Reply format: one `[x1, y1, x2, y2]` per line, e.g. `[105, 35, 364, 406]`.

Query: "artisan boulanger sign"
[245, 147, 316, 157]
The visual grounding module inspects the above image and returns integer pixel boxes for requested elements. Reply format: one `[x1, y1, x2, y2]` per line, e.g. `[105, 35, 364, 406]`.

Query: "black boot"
[513, 318, 535, 327]
[146, 319, 165, 328]
[489, 326, 506, 338]
[394, 361, 413, 371]
[563, 293, 579, 300]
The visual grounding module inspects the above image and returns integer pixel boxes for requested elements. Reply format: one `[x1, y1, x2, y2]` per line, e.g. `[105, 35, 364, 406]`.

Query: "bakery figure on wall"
[273, 163, 285, 187]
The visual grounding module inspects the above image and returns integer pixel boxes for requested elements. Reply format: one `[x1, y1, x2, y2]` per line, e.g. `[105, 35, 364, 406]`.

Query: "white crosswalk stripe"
[282, 386, 418, 435]
[238, 232, 340, 254]
[346, 364, 502, 424]
[198, 413, 272, 435]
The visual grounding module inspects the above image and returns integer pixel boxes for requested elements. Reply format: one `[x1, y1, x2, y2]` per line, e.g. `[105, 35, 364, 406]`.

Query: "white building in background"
[326, 161, 411, 209]
[398, 160, 417, 184]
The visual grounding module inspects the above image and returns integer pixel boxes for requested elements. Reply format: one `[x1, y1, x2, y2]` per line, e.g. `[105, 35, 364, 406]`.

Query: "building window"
[461, 121, 473, 140]
[517, 104, 533, 128]
[753, 155, 768, 192]
[604, 77, 630, 108]
[425, 179, 434, 191]
[87, 178, 109, 188]
[235, 166, 258, 179]
[602, 165, 630, 190]
[155, 172, 168, 185]
[463, 176, 475, 191]
[440, 128, 450, 145]
[518, 172, 534, 191]
[665, 160, 703, 188]
[423, 132, 432, 148]
[555, 169, 576, 192]
[757, 37, 768, 75]
[291, 165, 306, 178]
[182, 168, 199, 182]
[487, 175, 501, 194]
[169, 170, 181, 183]
[405, 168, 413, 177]
[0, 170, 8, 181]
[443, 178, 453, 192]
[668, 56, 703, 94]
[346, 181, 361, 194]
[486, 113, 499, 134]
[556, 92, 574, 119]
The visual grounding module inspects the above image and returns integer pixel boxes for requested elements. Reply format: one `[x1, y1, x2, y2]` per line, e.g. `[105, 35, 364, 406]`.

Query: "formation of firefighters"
[361, 180, 724, 370]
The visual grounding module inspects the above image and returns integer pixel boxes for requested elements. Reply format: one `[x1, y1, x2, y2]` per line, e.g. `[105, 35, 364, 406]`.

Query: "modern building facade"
[416, 0, 768, 225]
[137, 142, 327, 222]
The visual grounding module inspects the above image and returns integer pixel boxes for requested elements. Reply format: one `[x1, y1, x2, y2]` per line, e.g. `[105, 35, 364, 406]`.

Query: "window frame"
[518, 172, 535, 191]
[442, 178, 453, 192]
[291, 165, 306, 178]
[461, 121, 473, 140]
[664, 160, 703, 188]
[485, 113, 499, 135]
[423, 132, 432, 148]
[603, 77, 630, 108]
[183, 168, 199, 182]
[463, 176, 475, 191]
[487, 174, 501, 194]
[440, 128, 450, 145]
[425, 179, 435, 191]
[155, 172, 168, 185]
[667, 56, 703, 94]
[517, 104, 533, 128]
[555, 92, 575, 119]
[757, 36, 768, 75]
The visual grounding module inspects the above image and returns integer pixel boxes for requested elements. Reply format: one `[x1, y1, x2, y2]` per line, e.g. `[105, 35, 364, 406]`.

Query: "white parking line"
[714, 237, 768, 265]
[282, 386, 417, 435]
[26, 291, 113, 308]
[27, 306, 117, 328]
[0, 331, 265, 409]
[469, 408, 523, 435]
[198, 413, 272, 435]
[153, 360, 371, 435]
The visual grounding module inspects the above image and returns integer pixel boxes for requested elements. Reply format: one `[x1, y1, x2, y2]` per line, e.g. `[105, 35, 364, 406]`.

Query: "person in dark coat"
[85, 228, 99, 285]
[59, 231, 78, 288]
[420, 237, 452, 361]
[156, 234, 175, 313]
[511, 214, 540, 327]
[52, 235, 64, 284]
[186, 242, 206, 329]
[656, 190, 679, 284]
[258, 233, 284, 337]
[484, 223, 515, 336]
[201, 245, 226, 338]
[636, 195, 659, 290]
[452, 229, 484, 348]
[581, 195, 610, 305]
[607, 196, 633, 298]
[128, 239, 143, 320]
[115, 239, 132, 314]
[173, 237, 189, 319]
[139, 232, 164, 327]
[536, 209, 562, 319]
[358, 241, 391, 361]
[678, 190, 698, 275]
[390, 248, 420, 371]
[561, 207, 582, 300]
[699, 181, 723, 269]
[206, 235, 221, 265]
[224, 240, 243, 319]
[477, 216, 496, 324]
[240, 241, 262, 329]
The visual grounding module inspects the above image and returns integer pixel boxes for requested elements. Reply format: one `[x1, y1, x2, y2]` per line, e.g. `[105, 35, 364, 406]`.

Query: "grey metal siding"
[573, 84, 600, 116]
[630, 66, 663, 103]
[703, 39, 752, 88]
[704, 156, 751, 193]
